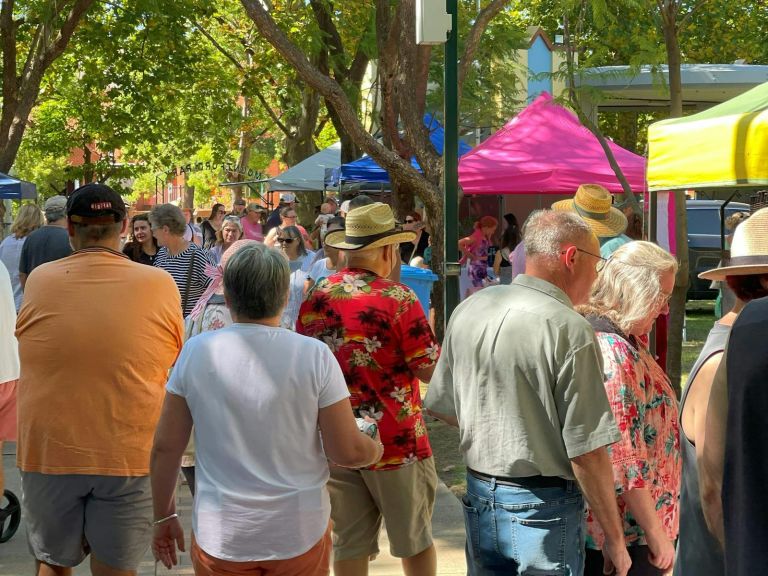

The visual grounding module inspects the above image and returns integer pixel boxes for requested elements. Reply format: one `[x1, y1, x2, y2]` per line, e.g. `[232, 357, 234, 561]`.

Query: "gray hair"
[523, 210, 593, 258]
[579, 241, 679, 334]
[224, 243, 289, 320]
[148, 204, 186, 236]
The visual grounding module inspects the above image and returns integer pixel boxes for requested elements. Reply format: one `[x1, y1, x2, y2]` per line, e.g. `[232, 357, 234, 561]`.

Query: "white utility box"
[416, 0, 452, 45]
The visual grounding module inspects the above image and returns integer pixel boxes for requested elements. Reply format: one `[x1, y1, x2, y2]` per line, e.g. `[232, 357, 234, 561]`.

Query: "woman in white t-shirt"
[276, 225, 314, 330]
[150, 243, 383, 575]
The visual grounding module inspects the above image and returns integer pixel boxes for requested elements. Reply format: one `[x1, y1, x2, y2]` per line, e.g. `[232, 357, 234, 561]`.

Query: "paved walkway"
[0, 445, 467, 575]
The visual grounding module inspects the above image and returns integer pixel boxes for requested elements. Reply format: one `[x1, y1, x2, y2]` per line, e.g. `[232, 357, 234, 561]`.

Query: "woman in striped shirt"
[149, 204, 217, 318]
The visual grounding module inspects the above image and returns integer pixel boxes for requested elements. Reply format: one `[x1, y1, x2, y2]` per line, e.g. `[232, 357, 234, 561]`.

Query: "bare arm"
[414, 363, 436, 385]
[621, 489, 674, 570]
[493, 249, 502, 277]
[264, 227, 277, 247]
[426, 409, 459, 427]
[19, 272, 27, 290]
[318, 398, 383, 468]
[571, 447, 632, 576]
[150, 393, 192, 568]
[700, 351, 729, 546]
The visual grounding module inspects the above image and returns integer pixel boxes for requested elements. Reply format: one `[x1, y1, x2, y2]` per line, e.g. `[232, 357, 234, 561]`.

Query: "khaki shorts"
[21, 472, 152, 570]
[191, 523, 332, 576]
[328, 457, 437, 561]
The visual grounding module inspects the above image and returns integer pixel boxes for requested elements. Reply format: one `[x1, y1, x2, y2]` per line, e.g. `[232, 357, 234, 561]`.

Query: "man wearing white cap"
[18, 195, 72, 289]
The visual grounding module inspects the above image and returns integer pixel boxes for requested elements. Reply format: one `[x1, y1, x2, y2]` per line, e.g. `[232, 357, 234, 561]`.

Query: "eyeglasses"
[561, 247, 608, 270]
[276, 237, 295, 244]
[405, 218, 415, 223]
[284, 214, 297, 219]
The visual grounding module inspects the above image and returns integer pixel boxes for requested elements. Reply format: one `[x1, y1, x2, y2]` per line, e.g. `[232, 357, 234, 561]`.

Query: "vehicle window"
[687, 207, 749, 235]
[687, 210, 720, 235]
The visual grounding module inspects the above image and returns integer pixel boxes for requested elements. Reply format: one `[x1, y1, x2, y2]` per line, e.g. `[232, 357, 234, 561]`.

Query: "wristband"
[153, 513, 178, 526]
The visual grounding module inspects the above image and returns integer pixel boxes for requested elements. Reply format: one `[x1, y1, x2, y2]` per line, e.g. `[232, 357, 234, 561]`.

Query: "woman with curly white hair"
[578, 241, 680, 576]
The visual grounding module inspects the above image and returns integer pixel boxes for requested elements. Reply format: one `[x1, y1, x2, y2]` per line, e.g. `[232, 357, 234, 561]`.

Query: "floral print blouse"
[585, 328, 681, 549]
[297, 268, 440, 471]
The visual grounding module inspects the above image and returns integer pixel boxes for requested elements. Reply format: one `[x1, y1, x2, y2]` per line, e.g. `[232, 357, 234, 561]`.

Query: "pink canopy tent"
[459, 92, 647, 194]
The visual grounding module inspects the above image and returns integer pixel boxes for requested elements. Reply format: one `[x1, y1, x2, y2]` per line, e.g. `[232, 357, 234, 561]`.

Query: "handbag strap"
[181, 246, 196, 314]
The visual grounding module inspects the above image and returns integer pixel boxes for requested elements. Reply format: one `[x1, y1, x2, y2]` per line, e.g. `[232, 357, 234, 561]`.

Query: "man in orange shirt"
[16, 184, 184, 576]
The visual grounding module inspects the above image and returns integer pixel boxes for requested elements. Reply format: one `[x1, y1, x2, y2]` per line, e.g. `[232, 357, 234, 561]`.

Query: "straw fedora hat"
[699, 207, 768, 280]
[325, 202, 416, 251]
[551, 184, 628, 238]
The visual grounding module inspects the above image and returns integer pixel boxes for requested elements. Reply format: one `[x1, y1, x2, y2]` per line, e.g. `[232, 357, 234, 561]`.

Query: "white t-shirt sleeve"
[318, 345, 350, 409]
[166, 341, 193, 397]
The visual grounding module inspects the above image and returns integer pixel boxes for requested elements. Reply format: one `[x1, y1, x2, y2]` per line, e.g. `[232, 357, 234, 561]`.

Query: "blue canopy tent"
[328, 114, 473, 186]
[0, 172, 37, 200]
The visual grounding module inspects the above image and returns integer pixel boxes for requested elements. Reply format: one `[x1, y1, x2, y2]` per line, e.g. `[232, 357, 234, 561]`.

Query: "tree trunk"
[0, 0, 97, 172]
[183, 186, 195, 211]
[562, 11, 640, 214]
[235, 96, 253, 202]
[661, 7, 688, 395]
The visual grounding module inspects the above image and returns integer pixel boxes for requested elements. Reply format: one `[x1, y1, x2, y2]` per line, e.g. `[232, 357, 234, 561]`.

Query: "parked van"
[687, 199, 750, 299]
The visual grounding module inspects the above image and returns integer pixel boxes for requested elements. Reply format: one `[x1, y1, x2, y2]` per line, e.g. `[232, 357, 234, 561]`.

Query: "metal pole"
[443, 0, 460, 322]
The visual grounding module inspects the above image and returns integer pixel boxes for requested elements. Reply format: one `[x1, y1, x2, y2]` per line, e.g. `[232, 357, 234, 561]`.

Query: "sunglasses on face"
[276, 237, 295, 244]
[405, 218, 415, 223]
[284, 214, 297, 219]
[224, 215, 241, 222]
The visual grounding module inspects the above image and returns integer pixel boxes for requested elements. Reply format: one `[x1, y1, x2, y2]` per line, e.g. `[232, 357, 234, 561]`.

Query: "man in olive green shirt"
[425, 210, 630, 576]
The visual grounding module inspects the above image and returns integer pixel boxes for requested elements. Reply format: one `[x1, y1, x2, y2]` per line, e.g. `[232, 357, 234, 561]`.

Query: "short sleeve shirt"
[16, 249, 183, 475]
[424, 275, 620, 479]
[585, 330, 680, 549]
[18, 226, 72, 275]
[167, 324, 349, 561]
[297, 267, 440, 470]
[154, 244, 216, 317]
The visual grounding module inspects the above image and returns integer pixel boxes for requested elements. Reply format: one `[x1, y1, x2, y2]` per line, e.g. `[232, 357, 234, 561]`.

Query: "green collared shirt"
[425, 274, 620, 479]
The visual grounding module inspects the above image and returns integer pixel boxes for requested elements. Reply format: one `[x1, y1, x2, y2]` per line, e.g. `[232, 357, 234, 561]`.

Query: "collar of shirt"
[512, 274, 573, 310]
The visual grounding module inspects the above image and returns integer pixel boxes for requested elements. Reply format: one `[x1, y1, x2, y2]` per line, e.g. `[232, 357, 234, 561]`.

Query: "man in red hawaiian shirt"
[298, 202, 440, 576]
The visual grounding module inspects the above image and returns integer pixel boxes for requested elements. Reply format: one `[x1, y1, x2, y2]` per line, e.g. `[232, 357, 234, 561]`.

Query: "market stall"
[0, 172, 37, 200]
[458, 92, 647, 195]
[648, 81, 768, 192]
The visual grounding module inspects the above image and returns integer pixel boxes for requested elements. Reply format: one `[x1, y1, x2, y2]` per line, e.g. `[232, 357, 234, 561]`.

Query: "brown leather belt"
[468, 468, 569, 489]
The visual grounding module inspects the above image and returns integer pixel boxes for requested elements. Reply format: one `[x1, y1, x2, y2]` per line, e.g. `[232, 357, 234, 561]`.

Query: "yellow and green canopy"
[648, 81, 768, 191]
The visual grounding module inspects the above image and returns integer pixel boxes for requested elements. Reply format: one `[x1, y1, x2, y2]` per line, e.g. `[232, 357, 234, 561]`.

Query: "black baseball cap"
[67, 183, 127, 224]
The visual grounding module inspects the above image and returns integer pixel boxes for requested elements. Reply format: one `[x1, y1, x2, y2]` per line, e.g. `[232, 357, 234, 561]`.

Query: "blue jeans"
[462, 472, 586, 576]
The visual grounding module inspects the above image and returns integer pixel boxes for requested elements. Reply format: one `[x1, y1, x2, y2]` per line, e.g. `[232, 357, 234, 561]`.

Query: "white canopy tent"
[267, 142, 341, 192]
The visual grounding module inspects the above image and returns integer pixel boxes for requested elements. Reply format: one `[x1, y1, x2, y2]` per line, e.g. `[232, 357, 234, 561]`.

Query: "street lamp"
[416, 0, 460, 323]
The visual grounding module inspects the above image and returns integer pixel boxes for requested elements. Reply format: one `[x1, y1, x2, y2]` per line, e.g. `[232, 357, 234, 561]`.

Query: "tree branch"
[41, 0, 98, 70]
[0, 0, 19, 140]
[458, 0, 511, 104]
[240, 0, 427, 191]
[191, 18, 244, 71]
[679, 0, 711, 30]
[252, 86, 290, 136]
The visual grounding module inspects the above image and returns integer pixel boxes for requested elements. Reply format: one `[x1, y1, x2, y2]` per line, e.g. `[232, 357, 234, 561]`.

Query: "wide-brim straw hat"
[699, 207, 768, 280]
[551, 184, 628, 238]
[325, 202, 416, 251]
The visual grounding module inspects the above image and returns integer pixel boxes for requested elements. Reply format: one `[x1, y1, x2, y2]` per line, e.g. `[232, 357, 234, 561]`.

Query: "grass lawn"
[425, 300, 717, 498]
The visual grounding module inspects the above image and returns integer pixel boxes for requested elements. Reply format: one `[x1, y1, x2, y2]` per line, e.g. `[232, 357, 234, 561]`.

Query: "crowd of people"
[0, 180, 765, 576]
